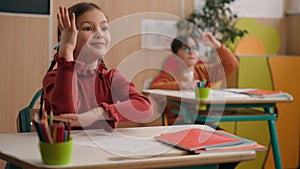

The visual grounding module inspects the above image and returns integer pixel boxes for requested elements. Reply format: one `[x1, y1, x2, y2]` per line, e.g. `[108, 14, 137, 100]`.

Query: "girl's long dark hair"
[38, 57, 57, 119]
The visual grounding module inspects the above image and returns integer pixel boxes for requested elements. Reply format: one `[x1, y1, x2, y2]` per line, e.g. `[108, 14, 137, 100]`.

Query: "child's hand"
[57, 6, 78, 61]
[200, 32, 222, 49]
[53, 107, 114, 127]
[180, 81, 195, 90]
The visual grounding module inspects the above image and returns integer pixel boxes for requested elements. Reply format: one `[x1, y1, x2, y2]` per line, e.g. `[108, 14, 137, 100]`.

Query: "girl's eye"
[184, 47, 191, 53]
[83, 26, 93, 31]
[101, 26, 109, 32]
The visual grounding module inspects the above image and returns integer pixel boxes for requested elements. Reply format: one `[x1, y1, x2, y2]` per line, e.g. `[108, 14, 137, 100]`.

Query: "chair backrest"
[267, 56, 300, 168]
[16, 89, 42, 133]
[235, 55, 273, 169]
[6, 89, 42, 169]
[237, 56, 273, 90]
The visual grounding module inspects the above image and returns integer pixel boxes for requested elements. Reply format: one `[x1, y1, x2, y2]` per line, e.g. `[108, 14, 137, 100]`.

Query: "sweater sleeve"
[216, 45, 239, 76]
[204, 45, 239, 83]
[100, 69, 153, 124]
[149, 71, 180, 90]
[43, 55, 79, 114]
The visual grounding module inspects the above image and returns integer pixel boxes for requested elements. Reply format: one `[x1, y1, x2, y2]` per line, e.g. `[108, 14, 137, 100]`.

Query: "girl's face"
[74, 8, 111, 63]
[176, 37, 199, 68]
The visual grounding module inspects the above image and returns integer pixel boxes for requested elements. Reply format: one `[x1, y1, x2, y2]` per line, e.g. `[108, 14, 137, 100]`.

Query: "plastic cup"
[198, 88, 210, 99]
[195, 88, 210, 110]
[39, 137, 73, 165]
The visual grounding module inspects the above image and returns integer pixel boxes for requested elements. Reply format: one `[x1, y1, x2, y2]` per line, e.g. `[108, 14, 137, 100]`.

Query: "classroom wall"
[0, 12, 49, 168]
[0, 14, 49, 134]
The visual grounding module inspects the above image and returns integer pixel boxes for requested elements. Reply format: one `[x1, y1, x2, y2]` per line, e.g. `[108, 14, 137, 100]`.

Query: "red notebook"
[195, 130, 267, 153]
[155, 128, 242, 151]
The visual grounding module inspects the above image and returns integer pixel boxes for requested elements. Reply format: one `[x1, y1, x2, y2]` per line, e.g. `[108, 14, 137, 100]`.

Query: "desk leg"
[167, 100, 194, 124]
[266, 107, 282, 169]
[161, 113, 166, 126]
[268, 120, 282, 169]
[182, 103, 193, 124]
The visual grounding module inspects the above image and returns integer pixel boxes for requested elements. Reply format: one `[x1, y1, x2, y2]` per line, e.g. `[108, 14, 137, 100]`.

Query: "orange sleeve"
[149, 71, 180, 90]
[216, 44, 239, 76]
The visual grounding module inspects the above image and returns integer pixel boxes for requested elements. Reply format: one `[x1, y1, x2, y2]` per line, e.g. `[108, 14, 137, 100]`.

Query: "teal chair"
[5, 89, 42, 169]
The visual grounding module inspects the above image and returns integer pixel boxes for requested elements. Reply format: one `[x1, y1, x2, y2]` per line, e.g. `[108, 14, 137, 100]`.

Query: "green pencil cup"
[195, 88, 210, 110]
[198, 88, 210, 99]
[39, 137, 73, 165]
[195, 87, 210, 99]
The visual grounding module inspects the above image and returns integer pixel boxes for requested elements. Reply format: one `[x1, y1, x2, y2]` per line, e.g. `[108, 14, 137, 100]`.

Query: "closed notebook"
[199, 130, 267, 152]
[195, 144, 267, 153]
[244, 89, 291, 98]
[225, 88, 292, 99]
[154, 128, 242, 151]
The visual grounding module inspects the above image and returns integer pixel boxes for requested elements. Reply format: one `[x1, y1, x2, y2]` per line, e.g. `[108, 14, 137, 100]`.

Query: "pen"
[57, 122, 65, 142]
[33, 114, 46, 142]
[67, 122, 71, 141]
[49, 111, 53, 130]
[202, 79, 207, 88]
[43, 111, 48, 124]
[52, 123, 57, 142]
[41, 119, 53, 143]
[207, 83, 213, 88]
[197, 81, 201, 88]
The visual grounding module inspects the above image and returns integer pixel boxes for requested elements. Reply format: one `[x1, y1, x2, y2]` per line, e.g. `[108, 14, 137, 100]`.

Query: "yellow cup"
[39, 137, 73, 165]
[195, 88, 210, 110]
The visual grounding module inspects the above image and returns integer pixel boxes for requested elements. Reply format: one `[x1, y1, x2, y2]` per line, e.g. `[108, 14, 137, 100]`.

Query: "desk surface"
[143, 89, 293, 105]
[0, 125, 256, 169]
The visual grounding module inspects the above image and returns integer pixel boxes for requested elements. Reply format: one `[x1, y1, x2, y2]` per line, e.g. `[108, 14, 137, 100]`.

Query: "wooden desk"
[0, 125, 256, 169]
[142, 89, 293, 169]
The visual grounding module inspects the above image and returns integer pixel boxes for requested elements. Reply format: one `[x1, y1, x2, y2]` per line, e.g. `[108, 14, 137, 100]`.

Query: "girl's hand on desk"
[180, 81, 194, 90]
[54, 107, 114, 127]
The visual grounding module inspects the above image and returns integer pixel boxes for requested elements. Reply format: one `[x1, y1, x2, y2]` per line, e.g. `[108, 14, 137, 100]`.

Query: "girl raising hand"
[41, 2, 153, 131]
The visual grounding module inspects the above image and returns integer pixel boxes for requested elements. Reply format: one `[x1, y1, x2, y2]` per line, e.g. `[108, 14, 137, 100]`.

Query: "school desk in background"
[142, 88, 293, 169]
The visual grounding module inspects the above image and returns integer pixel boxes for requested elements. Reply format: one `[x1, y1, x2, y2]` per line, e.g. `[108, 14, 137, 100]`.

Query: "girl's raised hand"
[57, 6, 78, 61]
[200, 32, 222, 49]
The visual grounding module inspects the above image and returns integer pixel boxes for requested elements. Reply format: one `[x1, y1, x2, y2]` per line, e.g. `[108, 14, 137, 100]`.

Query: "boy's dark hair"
[39, 2, 107, 118]
[171, 35, 199, 54]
